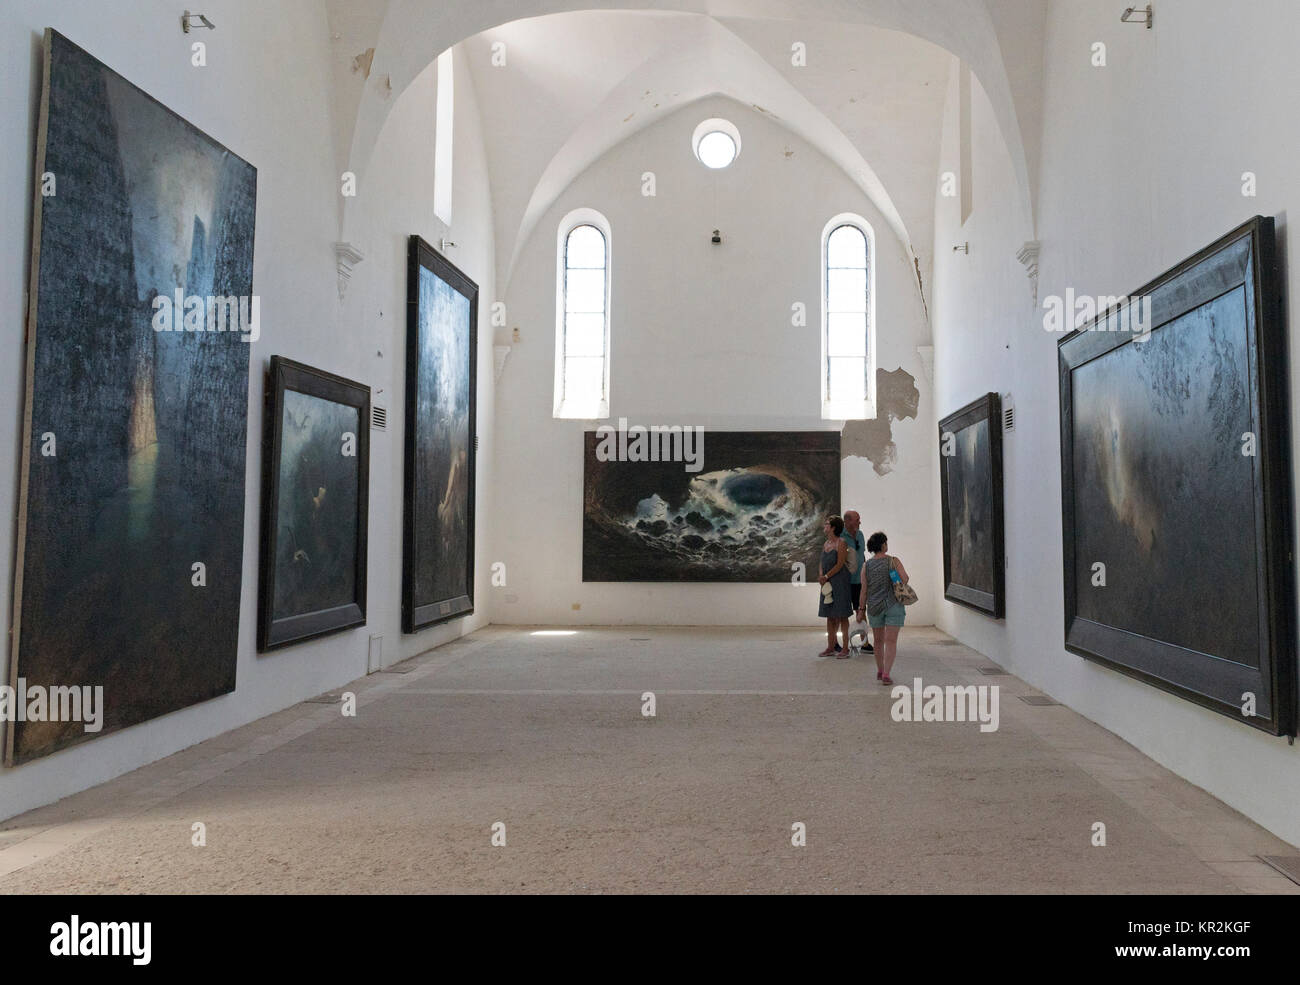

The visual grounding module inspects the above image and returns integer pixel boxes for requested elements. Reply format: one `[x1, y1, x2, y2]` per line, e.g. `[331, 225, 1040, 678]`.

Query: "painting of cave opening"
[583, 430, 841, 582]
[403, 236, 477, 631]
[1058, 216, 1295, 736]
[7, 30, 257, 765]
[938, 392, 1005, 618]
[258, 357, 370, 651]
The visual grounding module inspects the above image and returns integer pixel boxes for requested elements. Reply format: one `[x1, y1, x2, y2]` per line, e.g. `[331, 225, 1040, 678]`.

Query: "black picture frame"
[8, 30, 256, 765]
[938, 392, 1006, 618]
[403, 236, 478, 631]
[582, 430, 841, 582]
[1058, 216, 1295, 736]
[258, 356, 370, 651]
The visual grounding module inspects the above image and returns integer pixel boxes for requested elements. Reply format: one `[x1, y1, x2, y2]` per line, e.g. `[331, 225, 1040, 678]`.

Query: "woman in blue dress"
[816, 515, 853, 658]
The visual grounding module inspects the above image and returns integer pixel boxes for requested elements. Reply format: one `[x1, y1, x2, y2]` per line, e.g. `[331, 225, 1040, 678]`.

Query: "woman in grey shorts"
[855, 531, 909, 684]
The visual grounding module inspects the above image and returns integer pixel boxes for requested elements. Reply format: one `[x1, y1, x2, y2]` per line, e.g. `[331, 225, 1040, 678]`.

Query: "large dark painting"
[939, 393, 1005, 617]
[7, 31, 257, 764]
[1059, 216, 1295, 735]
[258, 357, 370, 650]
[583, 431, 841, 582]
[403, 237, 477, 631]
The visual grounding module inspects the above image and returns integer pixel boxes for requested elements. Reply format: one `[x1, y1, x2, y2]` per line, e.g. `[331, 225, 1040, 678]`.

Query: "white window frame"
[554, 208, 612, 420]
[820, 213, 876, 420]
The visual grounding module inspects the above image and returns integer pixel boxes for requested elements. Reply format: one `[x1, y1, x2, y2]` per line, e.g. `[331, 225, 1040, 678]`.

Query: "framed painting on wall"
[258, 357, 370, 650]
[403, 236, 478, 631]
[583, 430, 841, 582]
[938, 392, 1005, 618]
[7, 30, 257, 764]
[1058, 216, 1295, 736]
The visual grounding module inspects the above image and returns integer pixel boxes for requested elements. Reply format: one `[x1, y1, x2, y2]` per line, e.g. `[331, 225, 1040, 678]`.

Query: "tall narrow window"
[822, 215, 875, 419]
[434, 49, 454, 225]
[555, 209, 611, 419]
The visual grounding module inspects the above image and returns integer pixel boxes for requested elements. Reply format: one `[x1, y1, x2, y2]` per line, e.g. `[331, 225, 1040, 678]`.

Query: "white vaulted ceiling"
[460, 11, 953, 290]
[328, 0, 1046, 303]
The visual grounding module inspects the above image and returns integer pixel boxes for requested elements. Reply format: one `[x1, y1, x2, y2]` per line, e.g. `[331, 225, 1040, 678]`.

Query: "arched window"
[821, 215, 875, 419]
[555, 209, 611, 419]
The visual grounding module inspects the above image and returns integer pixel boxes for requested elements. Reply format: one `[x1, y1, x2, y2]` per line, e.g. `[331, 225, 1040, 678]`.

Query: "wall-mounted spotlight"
[711, 229, 722, 245]
[440, 238, 457, 252]
[181, 10, 215, 32]
[1121, 4, 1153, 28]
[953, 242, 969, 254]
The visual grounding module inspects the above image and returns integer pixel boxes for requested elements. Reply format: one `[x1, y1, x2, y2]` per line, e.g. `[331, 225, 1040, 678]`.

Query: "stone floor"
[0, 626, 1296, 893]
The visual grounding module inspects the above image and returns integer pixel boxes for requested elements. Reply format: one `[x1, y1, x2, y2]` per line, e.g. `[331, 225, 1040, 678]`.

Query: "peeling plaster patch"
[784, 147, 795, 158]
[841, 367, 920, 474]
[624, 112, 635, 122]
[378, 73, 392, 99]
[352, 47, 375, 78]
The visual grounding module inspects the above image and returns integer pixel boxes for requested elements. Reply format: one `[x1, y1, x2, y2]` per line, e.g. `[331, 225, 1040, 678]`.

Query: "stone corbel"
[334, 242, 365, 301]
[1016, 241, 1041, 306]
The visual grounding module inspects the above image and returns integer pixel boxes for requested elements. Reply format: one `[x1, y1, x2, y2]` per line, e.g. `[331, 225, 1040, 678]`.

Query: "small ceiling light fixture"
[1120, 4, 1153, 28]
[181, 10, 215, 32]
[712, 229, 722, 245]
[692, 118, 742, 169]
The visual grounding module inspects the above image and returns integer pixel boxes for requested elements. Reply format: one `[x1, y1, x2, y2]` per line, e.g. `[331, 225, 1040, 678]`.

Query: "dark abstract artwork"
[1059, 216, 1295, 735]
[403, 237, 477, 631]
[258, 358, 369, 650]
[8, 31, 257, 764]
[584, 431, 840, 582]
[939, 393, 1005, 617]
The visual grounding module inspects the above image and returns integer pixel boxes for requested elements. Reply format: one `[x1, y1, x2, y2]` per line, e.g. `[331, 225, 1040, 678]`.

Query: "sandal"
[818, 647, 837, 657]
[836, 650, 851, 659]
[881, 675, 894, 685]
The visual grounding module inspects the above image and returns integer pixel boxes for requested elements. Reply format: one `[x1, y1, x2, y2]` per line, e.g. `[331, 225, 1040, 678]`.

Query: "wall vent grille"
[371, 405, 387, 431]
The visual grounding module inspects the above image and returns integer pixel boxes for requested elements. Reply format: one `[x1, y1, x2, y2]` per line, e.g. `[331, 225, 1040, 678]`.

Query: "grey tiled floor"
[0, 627, 1295, 893]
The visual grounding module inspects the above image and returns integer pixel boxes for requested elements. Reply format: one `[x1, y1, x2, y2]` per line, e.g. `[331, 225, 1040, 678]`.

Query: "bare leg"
[882, 626, 901, 678]
[826, 618, 837, 650]
[872, 625, 885, 675]
[836, 618, 851, 657]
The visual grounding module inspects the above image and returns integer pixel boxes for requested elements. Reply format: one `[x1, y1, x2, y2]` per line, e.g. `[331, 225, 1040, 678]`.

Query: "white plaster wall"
[340, 49, 498, 663]
[0, 3, 495, 821]
[493, 95, 937, 626]
[930, 1, 1300, 846]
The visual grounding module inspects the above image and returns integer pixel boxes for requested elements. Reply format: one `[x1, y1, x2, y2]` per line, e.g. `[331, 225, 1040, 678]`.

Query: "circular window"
[692, 118, 741, 169]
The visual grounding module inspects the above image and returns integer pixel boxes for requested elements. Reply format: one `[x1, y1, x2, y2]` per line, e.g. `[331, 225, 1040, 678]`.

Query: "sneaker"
[865, 644, 875, 653]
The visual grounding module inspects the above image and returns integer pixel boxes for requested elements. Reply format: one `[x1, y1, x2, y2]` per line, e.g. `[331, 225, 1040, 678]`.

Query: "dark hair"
[867, 531, 887, 553]
[826, 514, 844, 536]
